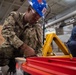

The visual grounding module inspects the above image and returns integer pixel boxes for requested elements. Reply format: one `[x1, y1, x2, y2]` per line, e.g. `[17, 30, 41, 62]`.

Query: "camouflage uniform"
[0, 11, 43, 66]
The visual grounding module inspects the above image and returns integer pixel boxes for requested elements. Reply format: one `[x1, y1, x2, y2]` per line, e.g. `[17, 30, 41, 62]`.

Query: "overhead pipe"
[45, 10, 76, 28]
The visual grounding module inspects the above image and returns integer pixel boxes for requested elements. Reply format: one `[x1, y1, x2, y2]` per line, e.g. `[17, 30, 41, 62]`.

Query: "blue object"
[69, 26, 76, 41]
[28, 0, 48, 18]
[67, 26, 76, 57]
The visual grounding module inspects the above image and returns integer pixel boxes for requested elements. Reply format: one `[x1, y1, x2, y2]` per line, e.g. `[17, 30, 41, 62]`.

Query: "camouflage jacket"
[1, 11, 43, 53]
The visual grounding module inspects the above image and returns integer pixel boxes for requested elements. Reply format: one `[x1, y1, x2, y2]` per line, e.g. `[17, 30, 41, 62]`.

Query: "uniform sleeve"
[1, 15, 23, 49]
[36, 24, 43, 53]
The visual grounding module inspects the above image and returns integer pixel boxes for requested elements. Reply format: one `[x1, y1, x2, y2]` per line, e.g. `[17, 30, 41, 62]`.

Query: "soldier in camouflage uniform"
[0, 0, 48, 74]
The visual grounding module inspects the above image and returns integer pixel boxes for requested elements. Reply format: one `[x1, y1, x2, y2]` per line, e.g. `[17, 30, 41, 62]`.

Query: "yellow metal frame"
[42, 33, 72, 58]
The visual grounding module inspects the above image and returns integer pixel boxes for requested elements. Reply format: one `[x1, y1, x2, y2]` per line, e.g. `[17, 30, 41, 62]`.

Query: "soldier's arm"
[1, 15, 23, 49]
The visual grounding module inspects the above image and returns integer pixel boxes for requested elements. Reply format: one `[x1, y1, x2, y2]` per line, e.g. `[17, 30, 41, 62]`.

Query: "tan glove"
[20, 43, 36, 57]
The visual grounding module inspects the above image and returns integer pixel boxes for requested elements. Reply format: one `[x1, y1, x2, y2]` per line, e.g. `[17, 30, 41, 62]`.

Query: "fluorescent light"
[65, 0, 75, 2]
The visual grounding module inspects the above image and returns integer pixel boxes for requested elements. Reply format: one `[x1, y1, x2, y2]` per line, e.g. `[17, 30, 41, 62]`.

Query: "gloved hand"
[7, 58, 16, 74]
[20, 43, 36, 57]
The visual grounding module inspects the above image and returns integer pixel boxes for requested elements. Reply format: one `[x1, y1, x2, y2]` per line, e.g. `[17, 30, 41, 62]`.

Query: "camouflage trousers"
[0, 44, 23, 66]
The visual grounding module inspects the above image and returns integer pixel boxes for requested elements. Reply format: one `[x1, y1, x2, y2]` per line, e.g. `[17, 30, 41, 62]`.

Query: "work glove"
[20, 43, 36, 57]
[7, 58, 16, 75]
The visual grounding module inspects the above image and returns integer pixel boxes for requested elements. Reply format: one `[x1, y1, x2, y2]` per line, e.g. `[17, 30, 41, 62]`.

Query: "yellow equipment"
[16, 34, 75, 75]
[42, 33, 72, 58]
